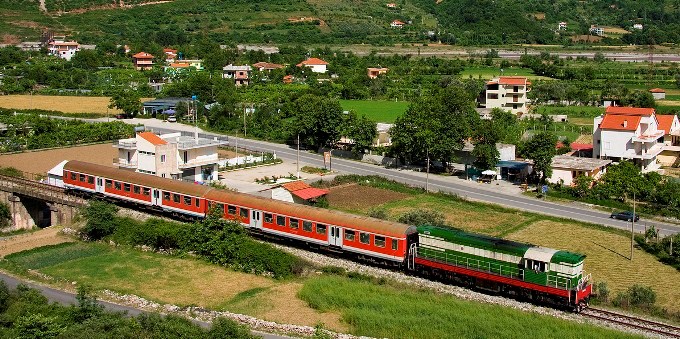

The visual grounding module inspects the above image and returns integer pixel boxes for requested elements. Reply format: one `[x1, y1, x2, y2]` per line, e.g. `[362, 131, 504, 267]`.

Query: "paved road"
[82, 118, 680, 236]
[0, 272, 290, 339]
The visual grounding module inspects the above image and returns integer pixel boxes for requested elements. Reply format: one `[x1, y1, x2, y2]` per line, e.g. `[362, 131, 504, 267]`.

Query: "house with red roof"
[390, 20, 405, 28]
[47, 39, 80, 61]
[114, 131, 226, 181]
[479, 76, 531, 114]
[592, 106, 664, 172]
[297, 57, 329, 73]
[270, 181, 329, 205]
[163, 48, 178, 63]
[252, 62, 284, 72]
[649, 88, 666, 100]
[655, 114, 680, 166]
[132, 52, 154, 70]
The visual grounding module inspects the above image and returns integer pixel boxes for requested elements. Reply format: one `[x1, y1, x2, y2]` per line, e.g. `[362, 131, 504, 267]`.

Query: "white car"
[167, 115, 177, 122]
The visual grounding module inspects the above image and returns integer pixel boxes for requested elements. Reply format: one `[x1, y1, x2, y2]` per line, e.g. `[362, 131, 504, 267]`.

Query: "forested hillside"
[3, 0, 680, 46]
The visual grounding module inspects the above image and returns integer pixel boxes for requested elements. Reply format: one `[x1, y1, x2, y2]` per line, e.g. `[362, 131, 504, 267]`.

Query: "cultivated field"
[326, 184, 408, 212]
[339, 100, 409, 123]
[0, 227, 72, 258]
[0, 143, 117, 174]
[0, 95, 153, 114]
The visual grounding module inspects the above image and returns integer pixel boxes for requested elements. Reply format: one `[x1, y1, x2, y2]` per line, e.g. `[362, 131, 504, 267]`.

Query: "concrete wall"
[599, 129, 635, 158]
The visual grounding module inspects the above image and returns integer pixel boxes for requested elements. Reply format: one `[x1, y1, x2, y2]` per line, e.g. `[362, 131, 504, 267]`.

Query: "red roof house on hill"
[296, 57, 329, 73]
[132, 52, 154, 70]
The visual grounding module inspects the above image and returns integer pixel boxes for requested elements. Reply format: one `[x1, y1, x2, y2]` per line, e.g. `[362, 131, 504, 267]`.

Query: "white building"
[633, 24, 644, 30]
[296, 57, 329, 74]
[114, 131, 226, 182]
[593, 106, 664, 172]
[649, 88, 666, 100]
[549, 155, 611, 186]
[479, 76, 531, 115]
[47, 39, 80, 61]
[590, 25, 604, 36]
[222, 64, 252, 86]
[558, 22, 568, 31]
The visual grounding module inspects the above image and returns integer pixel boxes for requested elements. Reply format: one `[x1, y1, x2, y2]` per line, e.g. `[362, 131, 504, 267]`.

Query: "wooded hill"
[2, 0, 680, 46]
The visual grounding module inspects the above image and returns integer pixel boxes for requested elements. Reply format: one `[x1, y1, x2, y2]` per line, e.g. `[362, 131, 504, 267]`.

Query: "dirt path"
[0, 227, 73, 258]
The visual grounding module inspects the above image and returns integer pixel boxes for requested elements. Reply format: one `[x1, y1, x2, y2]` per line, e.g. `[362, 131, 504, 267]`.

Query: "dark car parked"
[610, 211, 640, 222]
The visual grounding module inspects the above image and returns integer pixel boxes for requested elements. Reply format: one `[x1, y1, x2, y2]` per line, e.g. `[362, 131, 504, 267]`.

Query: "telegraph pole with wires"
[631, 191, 636, 261]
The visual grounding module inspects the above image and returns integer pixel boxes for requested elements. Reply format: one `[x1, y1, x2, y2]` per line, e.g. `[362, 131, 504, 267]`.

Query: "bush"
[612, 285, 656, 309]
[0, 166, 24, 178]
[593, 281, 609, 303]
[207, 318, 258, 339]
[80, 201, 119, 240]
[397, 209, 446, 227]
[0, 202, 10, 229]
[367, 207, 388, 220]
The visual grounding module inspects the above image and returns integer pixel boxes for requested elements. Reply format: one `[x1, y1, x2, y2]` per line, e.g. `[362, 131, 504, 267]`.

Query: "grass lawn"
[535, 106, 604, 119]
[339, 99, 409, 123]
[460, 66, 553, 80]
[299, 275, 639, 339]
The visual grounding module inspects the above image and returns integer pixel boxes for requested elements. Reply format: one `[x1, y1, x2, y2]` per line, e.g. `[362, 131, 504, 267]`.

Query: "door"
[250, 210, 262, 229]
[329, 226, 343, 247]
[152, 189, 162, 206]
[95, 178, 104, 193]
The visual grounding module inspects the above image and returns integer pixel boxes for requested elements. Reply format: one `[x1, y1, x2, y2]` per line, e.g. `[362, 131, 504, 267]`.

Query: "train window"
[87, 176, 94, 184]
[105, 179, 112, 188]
[173, 194, 180, 203]
[124, 183, 131, 192]
[302, 221, 312, 232]
[228, 205, 236, 215]
[264, 213, 273, 223]
[360, 233, 370, 244]
[195, 198, 200, 207]
[240, 208, 249, 218]
[184, 196, 191, 205]
[79, 174, 86, 182]
[163, 192, 170, 200]
[133, 186, 140, 194]
[345, 230, 355, 241]
[114, 182, 121, 190]
[70, 172, 77, 180]
[316, 224, 326, 235]
[290, 218, 299, 229]
[375, 236, 385, 248]
[276, 215, 285, 226]
[392, 239, 398, 250]
[143, 187, 150, 196]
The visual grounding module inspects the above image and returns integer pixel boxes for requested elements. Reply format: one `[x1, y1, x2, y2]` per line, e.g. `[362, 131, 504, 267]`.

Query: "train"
[60, 160, 592, 311]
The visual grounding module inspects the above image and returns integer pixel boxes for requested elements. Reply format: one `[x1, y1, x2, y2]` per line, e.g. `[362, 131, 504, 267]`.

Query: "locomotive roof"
[551, 250, 586, 265]
[418, 225, 530, 257]
[205, 189, 417, 238]
[64, 160, 212, 197]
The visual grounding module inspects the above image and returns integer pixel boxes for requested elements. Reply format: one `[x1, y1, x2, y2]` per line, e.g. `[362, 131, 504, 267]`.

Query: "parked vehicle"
[610, 211, 640, 222]
[167, 115, 177, 122]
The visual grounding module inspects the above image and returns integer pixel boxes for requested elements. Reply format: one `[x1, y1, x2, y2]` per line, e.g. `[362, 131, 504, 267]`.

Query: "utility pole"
[631, 191, 635, 261]
[426, 148, 430, 192]
[234, 131, 239, 166]
[243, 105, 247, 137]
[296, 134, 300, 179]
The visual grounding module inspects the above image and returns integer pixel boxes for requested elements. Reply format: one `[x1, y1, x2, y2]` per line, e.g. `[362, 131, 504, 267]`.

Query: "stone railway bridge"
[0, 175, 84, 231]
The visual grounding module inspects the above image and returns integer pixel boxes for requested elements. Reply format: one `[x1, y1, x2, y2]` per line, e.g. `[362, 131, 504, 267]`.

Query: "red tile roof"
[649, 88, 666, 93]
[296, 57, 328, 66]
[170, 62, 190, 68]
[253, 62, 284, 69]
[498, 76, 530, 86]
[656, 114, 677, 134]
[281, 181, 329, 200]
[604, 106, 655, 116]
[599, 114, 641, 131]
[163, 48, 177, 54]
[132, 52, 154, 59]
[138, 132, 167, 146]
[570, 143, 593, 151]
[391, 20, 405, 25]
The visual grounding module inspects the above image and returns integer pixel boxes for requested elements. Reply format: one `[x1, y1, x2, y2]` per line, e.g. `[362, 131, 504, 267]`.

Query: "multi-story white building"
[114, 131, 226, 182]
[479, 76, 531, 115]
[593, 106, 664, 172]
[47, 39, 80, 61]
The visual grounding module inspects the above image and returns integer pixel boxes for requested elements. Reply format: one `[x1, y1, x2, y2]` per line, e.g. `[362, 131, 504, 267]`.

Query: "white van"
[167, 115, 177, 122]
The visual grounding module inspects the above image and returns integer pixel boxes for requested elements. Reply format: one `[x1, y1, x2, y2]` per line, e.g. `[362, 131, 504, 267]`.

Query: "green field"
[460, 66, 552, 80]
[339, 99, 409, 123]
[2, 241, 641, 338]
[535, 105, 604, 119]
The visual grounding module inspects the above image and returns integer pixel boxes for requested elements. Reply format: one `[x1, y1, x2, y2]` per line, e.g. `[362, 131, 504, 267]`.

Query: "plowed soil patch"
[326, 184, 408, 212]
[0, 227, 72, 257]
[0, 143, 116, 174]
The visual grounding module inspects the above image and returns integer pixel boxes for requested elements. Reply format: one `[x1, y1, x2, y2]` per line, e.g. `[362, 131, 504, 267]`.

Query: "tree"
[81, 201, 119, 240]
[341, 111, 377, 154]
[523, 131, 557, 184]
[597, 160, 644, 201]
[472, 119, 501, 170]
[572, 175, 594, 198]
[108, 88, 142, 116]
[287, 94, 344, 149]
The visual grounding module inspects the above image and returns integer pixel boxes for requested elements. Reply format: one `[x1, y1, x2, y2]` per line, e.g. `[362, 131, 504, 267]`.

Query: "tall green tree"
[286, 94, 344, 149]
[341, 111, 377, 154]
[108, 88, 142, 116]
[523, 131, 557, 184]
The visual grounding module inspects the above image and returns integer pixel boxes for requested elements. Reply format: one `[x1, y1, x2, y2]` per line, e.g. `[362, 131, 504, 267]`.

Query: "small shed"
[549, 155, 611, 186]
[649, 88, 666, 100]
[271, 181, 329, 205]
[47, 160, 68, 187]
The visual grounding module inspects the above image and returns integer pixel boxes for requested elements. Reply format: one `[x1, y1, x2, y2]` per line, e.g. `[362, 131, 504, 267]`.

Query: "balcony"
[632, 131, 664, 143]
[115, 140, 137, 149]
[178, 157, 220, 169]
[175, 138, 227, 150]
[113, 158, 137, 168]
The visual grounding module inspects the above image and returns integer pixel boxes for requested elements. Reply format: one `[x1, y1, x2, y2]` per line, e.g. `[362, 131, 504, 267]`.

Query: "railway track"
[581, 307, 680, 338]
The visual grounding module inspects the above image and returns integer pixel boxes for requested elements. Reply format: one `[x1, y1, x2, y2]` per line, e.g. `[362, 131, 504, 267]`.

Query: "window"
[360, 233, 370, 244]
[195, 198, 200, 207]
[79, 174, 86, 182]
[105, 179, 112, 188]
[228, 205, 236, 215]
[276, 215, 286, 226]
[345, 230, 355, 241]
[375, 236, 385, 248]
[184, 196, 191, 205]
[114, 182, 122, 190]
[264, 213, 273, 223]
[124, 183, 131, 192]
[303, 221, 313, 232]
[133, 186, 141, 194]
[143, 187, 150, 196]
[70, 172, 77, 180]
[173, 194, 180, 203]
[87, 176, 94, 184]
[316, 224, 327, 235]
[161, 154, 166, 163]
[161, 174, 166, 178]
[163, 192, 170, 200]
[290, 218, 299, 229]
[392, 239, 398, 250]
[240, 208, 249, 218]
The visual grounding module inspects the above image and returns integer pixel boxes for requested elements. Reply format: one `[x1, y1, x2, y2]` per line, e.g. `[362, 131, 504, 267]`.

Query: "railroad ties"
[581, 307, 680, 338]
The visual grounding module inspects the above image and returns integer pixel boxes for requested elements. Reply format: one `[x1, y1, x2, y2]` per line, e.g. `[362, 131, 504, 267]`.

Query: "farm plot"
[339, 100, 409, 123]
[0, 143, 116, 174]
[326, 183, 409, 213]
[0, 95, 153, 114]
[506, 220, 680, 312]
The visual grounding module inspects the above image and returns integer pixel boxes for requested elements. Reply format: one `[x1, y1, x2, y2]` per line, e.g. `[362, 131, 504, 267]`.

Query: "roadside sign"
[542, 185, 548, 193]
[324, 152, 331, 169]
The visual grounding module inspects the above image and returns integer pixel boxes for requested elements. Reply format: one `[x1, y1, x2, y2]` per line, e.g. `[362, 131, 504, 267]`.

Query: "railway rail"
[581, 307, 680, 338]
